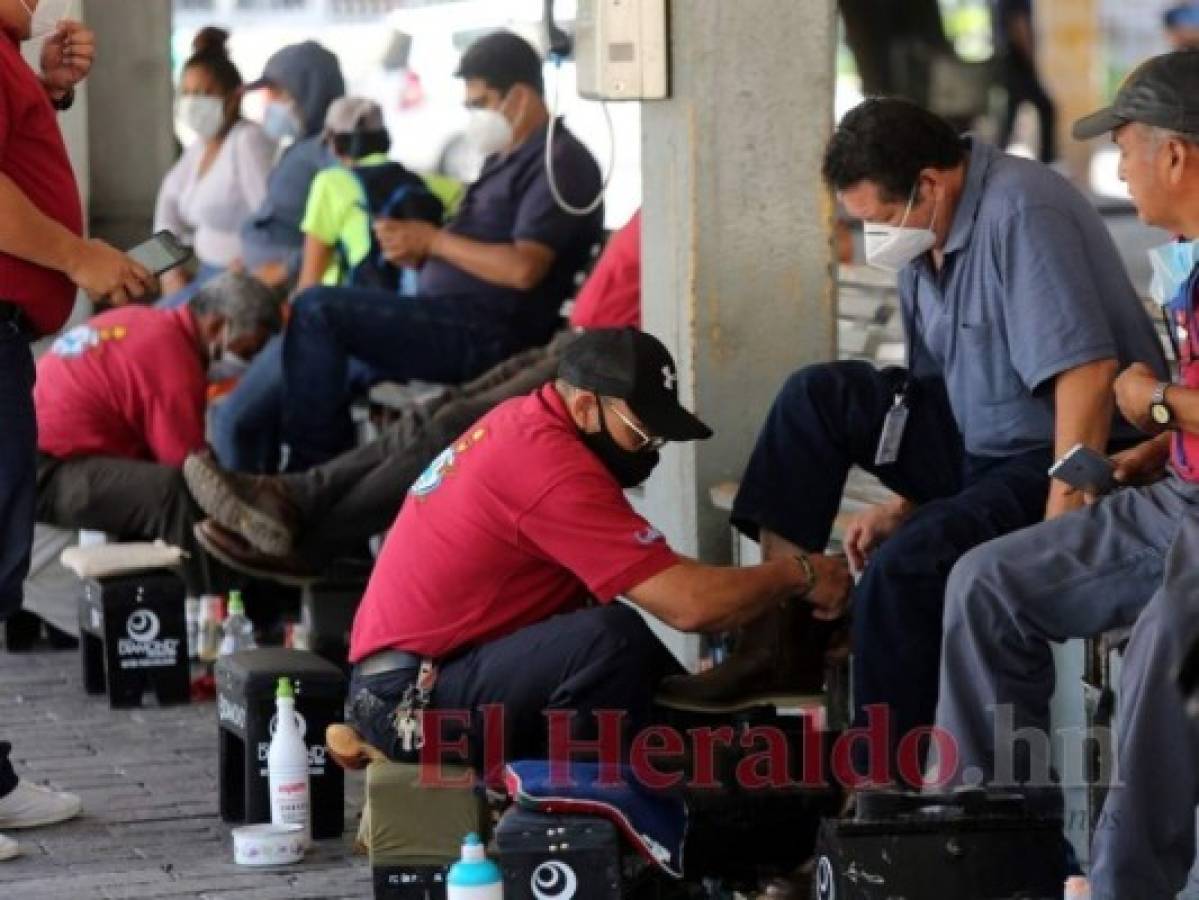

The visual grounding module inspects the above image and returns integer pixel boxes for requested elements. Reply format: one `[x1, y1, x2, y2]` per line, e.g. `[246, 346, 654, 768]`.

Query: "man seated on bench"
[659, 98, 1168, 782]
[326, 328, 852, 773]
[275, 30, 604, 471]
[935, 51, 1199, 897]
[183, 211, 643, 583]
[34, 273, 281, 593]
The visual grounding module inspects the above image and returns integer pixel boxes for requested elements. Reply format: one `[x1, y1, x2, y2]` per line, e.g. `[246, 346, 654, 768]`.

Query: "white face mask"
[1148, 239, 1199, 307]
[863, 183, 939, 273]
[465, 107, 514, 158]
[20, 0, 71, 40]
[262, 100, 302, 144]
[208, 346, 251, 383]
[174, 95, 225, 147]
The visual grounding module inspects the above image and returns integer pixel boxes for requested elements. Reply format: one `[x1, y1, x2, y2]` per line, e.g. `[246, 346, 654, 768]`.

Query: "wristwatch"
[50, 86, 75, 112]
[1150, 382, 1175, 429]
[793, 553, 817, 598]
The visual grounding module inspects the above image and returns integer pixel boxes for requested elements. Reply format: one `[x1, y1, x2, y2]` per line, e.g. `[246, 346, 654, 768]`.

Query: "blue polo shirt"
[419, 119, 603, 345]
[899, 139, 1167, 459]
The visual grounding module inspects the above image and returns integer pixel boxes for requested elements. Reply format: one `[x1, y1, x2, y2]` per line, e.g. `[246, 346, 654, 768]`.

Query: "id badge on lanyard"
[875, 393, 910, 466]
[875, 292, 924, 467]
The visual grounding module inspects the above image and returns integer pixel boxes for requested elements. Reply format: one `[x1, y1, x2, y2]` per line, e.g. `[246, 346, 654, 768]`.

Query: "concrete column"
[637, 0, 838, 665]
[80, 0, 175, 247]
[1036, 0, 1101, 180]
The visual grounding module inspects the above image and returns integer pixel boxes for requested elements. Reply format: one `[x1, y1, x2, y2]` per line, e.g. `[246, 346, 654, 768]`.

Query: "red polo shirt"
[0, 30, 83, 337]
[349, 384, 678, 662]
[35, 306, 207, 467]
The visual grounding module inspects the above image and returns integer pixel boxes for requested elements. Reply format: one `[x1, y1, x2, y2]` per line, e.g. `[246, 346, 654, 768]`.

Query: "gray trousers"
[282, 332, 574, 561]
[935, 473, 1199, 899]
[35, 453, 223, 595]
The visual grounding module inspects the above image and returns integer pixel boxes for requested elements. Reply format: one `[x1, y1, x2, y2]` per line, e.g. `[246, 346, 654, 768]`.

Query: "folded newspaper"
[60, 541, 185, 579]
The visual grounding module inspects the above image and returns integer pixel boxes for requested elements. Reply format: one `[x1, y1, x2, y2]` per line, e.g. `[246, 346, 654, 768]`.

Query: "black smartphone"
[1049, 443, 1118, 495]
[127, 230, 193, 276]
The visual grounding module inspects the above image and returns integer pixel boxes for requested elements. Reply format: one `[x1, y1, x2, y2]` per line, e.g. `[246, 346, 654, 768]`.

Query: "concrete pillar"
[1037, 0, 1101, 180]
[637, 0, 838, 665]
[80, 0, 175, 247]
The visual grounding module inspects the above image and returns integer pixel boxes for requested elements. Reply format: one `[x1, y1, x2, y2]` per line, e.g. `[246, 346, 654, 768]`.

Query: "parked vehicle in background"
[172, 0, 639, 227]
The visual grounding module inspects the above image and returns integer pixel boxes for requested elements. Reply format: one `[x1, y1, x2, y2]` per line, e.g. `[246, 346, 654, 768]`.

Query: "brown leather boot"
[184, 450, 299, 556]
[656, 599, 841, 711]
[193, 520, 319, 587]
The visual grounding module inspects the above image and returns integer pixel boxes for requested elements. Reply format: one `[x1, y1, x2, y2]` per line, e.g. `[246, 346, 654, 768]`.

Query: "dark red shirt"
[349, 384, 678, 662]
[0, 31, 83, 337]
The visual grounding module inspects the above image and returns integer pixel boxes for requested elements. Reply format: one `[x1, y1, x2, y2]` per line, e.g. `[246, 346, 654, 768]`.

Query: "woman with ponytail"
[154, 27, 276, 304]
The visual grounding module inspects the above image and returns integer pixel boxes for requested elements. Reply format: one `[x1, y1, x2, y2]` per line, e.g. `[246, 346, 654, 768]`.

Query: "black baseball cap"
[559, 328, 713, 443]
[1073, 50, 1199, 140]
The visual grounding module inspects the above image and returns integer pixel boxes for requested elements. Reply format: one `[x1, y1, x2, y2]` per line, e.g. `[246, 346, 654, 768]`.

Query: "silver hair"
[1146, 124, 1199, 151]
[191, 272, 283, 340]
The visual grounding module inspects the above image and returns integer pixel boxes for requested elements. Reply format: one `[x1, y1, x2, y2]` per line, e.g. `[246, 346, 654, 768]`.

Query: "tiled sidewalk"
[0, 633, 370, 899]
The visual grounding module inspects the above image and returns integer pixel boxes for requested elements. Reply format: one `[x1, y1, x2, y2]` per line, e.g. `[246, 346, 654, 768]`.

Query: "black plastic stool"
[216, 647, 347, 839]
[77, 571, 189, 708]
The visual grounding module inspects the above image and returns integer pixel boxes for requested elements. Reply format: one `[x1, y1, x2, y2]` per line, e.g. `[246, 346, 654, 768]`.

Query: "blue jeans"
[732, 361, 1053, 783]
[211, 334, 284, 473]
[0, 320, 35, 621]
[281, 287, 519, 471]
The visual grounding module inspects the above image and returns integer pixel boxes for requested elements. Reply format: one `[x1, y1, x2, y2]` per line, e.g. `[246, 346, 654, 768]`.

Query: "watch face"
[1152, 403, 1172, 426]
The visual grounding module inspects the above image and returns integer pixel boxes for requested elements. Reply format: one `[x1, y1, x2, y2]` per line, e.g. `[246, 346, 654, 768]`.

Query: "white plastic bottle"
[268, 677, 311, 848]
[447, 833, 503, 900]
[219, 591, 257, 656]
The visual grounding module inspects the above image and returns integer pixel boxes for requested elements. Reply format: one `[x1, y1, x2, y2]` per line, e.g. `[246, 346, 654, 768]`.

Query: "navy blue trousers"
[0, 319, 36, 800]
[733, 361, 1051, 782]
[280, 287, 523, 471]
[349, 604, 681, 778]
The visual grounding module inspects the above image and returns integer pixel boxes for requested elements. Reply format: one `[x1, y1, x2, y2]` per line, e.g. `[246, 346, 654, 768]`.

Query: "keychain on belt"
[394, 659, 438, 755]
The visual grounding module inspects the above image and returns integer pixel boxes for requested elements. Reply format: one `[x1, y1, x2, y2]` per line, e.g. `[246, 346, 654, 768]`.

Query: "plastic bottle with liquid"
[197, 595, 223, 662]
[268, 677, 311, 848]
[219, 590, 257, 656]
[447, 833, 503, 900]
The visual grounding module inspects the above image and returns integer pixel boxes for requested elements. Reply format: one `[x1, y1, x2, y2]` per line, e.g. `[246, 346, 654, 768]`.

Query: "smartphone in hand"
[127, 230, 192, 276]
[1049, 443, 1118, 495]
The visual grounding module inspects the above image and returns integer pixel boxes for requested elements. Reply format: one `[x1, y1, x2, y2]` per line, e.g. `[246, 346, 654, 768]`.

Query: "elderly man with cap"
[327, 328, 851, 773]
[33, 273, 282, 593]
[934, 51, 1199, 897]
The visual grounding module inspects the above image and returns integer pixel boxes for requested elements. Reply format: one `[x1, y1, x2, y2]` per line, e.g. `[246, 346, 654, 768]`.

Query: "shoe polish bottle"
[268, 677, 311, 848]
[447, 833, 502, 900]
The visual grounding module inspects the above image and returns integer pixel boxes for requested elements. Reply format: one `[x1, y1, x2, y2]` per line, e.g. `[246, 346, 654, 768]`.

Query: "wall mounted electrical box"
[575, 0, 669, 101]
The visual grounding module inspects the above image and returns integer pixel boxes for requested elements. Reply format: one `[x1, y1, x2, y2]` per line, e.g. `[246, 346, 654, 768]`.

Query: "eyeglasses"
[606, 401, 666, 452]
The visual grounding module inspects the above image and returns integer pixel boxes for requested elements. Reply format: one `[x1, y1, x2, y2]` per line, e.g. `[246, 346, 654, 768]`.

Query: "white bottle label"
[269, 774, 310, 845]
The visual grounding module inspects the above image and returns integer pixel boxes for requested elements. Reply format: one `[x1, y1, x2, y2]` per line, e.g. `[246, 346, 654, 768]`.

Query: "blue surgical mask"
[262, 100, 302, 143]
[1148, 239, 1199, 307]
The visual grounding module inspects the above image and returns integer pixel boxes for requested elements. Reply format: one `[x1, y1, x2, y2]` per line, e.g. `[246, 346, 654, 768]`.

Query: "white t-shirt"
[153, 120, 277, 267]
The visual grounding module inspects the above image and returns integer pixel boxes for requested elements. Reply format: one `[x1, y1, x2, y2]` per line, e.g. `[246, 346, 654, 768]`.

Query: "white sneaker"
[0, 781, 82, 829]
[0, 833, 18, 860]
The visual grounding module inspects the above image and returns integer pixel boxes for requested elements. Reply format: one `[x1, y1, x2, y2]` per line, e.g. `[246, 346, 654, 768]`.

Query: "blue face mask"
[262, 100, 302, 143]
[1148, 239, 1199, 307]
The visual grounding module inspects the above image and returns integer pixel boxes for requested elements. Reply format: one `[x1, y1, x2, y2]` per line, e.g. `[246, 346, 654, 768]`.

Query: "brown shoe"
[184, 450, 299, 556]
[326, 723, 387, 772]
[655, 600, 841, 712]
[193, 520, 319, 587]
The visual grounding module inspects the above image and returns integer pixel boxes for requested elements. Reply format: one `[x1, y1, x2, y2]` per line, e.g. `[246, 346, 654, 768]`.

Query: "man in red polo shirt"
[34, 273, 281, 593]
[329, 328, 850, 773]
[0, 0, 155, 859]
